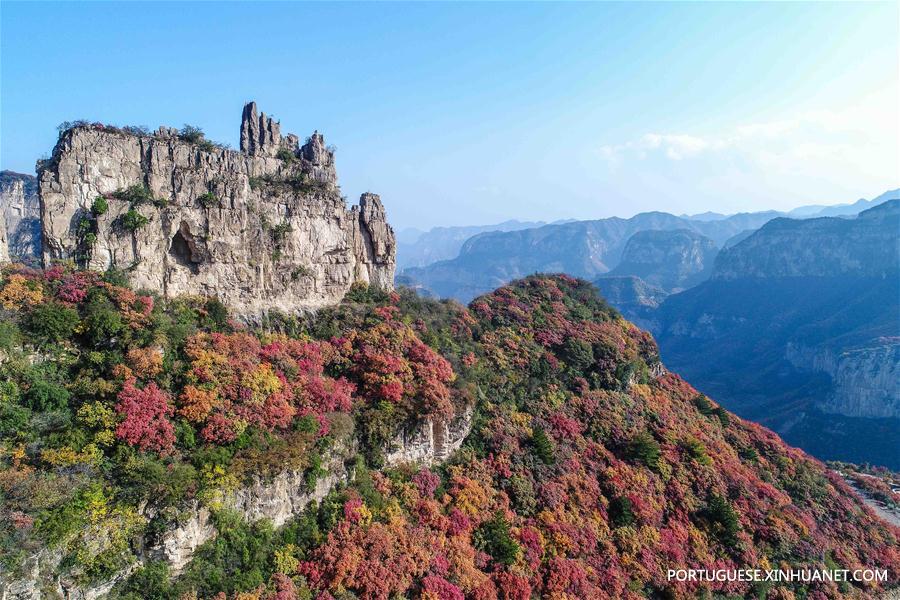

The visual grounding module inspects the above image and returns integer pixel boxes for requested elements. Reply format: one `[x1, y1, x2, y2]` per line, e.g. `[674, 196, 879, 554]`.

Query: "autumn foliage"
[0, 265, 897, 599]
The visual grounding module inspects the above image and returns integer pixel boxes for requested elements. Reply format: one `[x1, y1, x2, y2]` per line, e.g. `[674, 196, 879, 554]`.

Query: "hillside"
[0, 268, 897, 599]
[655, 201, 900, 468]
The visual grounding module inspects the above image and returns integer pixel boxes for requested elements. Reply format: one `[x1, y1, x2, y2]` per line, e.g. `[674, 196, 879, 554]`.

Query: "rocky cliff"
[606, 228, 717, 292]
[38, 103, 395, 317]
[786, 342, 900, 419]
[0, 214, 8, 265]
[1, 407, 475, 600]
[0, 171, 40, 263]
[713, 200, 899, 280]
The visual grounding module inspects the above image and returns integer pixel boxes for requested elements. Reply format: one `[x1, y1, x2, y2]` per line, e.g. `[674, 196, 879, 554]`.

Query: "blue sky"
[2, 2, 897, 230]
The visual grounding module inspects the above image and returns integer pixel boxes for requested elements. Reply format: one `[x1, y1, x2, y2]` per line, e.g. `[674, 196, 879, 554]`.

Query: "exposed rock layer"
[0, 171, 40, 263]
[38, 103, 395, 317]
[607, 228, 717, 292]
[0, 407, 475, 599]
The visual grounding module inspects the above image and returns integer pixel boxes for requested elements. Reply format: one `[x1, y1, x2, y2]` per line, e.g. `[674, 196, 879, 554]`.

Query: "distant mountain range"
[399, 189, 899, 303]
[654, 201, 899, 468]
[397, 219, 564, 270]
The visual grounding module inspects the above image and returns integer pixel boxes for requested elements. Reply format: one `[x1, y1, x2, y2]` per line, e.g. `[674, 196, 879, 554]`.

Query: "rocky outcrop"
[713, 201, 899, 280]
[593, 275, 666, 331]
[1, 171, 41, 263]
[153, 437, 357, 576]
[384, 403, 475, 466]
[1, 404, 475, 599]
[606, 229, 717, 292]
[38, 102, 395, 317]
[0, 213, 8, 265]
[786, 342, 900, 419]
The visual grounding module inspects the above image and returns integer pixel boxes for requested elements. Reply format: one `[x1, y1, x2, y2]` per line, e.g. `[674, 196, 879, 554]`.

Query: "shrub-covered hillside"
[0, 266, 897, 599]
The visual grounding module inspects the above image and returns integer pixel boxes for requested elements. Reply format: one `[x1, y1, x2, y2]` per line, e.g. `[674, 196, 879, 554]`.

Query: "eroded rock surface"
[1, 171, 40, 263]
[38, 103, 395, 317]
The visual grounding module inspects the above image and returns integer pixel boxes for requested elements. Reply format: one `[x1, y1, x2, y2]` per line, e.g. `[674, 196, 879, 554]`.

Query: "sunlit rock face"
[38, 102, 396, 317]
[1, 170, 41, 264]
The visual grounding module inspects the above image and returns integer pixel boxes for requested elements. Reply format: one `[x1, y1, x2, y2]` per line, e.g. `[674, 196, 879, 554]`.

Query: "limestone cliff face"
[0, 406, 475, 600]
[786, 342, 900, 419]
[384, 403, 475, 467]
[0, 171, 41, 263]
[606, 229, 717, 292]
[0, 213, 8, 265]
[713, 201, 899, 280]
[38, 103, 395, 317]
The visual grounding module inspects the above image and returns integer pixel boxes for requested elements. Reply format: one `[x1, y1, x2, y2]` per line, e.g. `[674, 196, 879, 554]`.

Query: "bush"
[121, 209, 149, 232]
[474, 512, 521, 566]
[202, 298, 229, 330]
[625, 431, 661, 471]
[702, 494, 741, 549]
[83, 293, 124, 347]
[693, 394, 714, 416]
[122, 125, 150, 137]
[113, 185, 155, 206]
[275, 148, 296, 162]
[681, 437, 712, 466]
[90, 196, 109, 216]
[608, 496, 635, 528]
[198, 192, 219, 208]
[531, 426, 555, 464]
[178, 124, 205, 144]
[24, 372, 70, 412]
[26, 302, 79, 345]
[271, 222, 293, 245]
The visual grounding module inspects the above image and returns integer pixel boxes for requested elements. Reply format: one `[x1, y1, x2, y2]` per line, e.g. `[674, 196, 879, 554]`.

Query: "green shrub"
[291, 265, 313, 280]
[694, 394, 714, 416]
[83, 293, 124, 347]
[702, 494, 741, 549]
[609, 495, 635, 528]
[562, 337, 594, 374]
[121, 208, 149, 232]
[113, 185, 155, 206]
[625, 431, 661, 471]
[682, 437, 712, 466]
[531, 426, 555, 464]
[24, 373, 69, 412]
[178, 124, 205, 144]
[198, 192, 219, 208]
[202, 298, 230, 331]
[275, 148, 296, 162]
[176, 510, 275, 597]
[271, 222, 293, 245]
[26, 302, 79, 345]
[90, 196, 109, 216]
[0, 321, 22, 351]
[714, 406, 731, 427]
[474, 512, 521, 566]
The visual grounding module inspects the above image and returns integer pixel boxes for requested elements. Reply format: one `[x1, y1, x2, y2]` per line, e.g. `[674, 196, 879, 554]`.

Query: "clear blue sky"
[2, 2, 897, 230]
